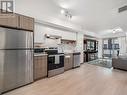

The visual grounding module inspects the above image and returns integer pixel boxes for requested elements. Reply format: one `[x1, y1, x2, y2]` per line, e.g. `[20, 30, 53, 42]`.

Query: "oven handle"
[48, 54, 64, 57]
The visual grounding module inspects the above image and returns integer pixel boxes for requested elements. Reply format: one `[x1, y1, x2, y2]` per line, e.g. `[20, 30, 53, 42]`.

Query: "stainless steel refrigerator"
[0, 27, 33, 94]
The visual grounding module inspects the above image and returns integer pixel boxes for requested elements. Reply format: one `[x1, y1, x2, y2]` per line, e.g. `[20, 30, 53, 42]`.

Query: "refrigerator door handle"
[27, 32, 29, 49]
[27, 32, 33, 49]
[25, 49, 33, 84]
[30, 32, 33, 49]
[26, 32, 29, 49]
[31, 49, 33, 82]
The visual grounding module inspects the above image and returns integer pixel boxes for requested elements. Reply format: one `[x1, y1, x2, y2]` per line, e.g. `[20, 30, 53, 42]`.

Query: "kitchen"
[0, 2, 84, 94]
[1, 0, 127, 95]
[34, 17, 83, 78]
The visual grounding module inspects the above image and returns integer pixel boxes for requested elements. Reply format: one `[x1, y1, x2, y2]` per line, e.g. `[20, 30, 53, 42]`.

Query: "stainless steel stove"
[45, 48, 64, 77]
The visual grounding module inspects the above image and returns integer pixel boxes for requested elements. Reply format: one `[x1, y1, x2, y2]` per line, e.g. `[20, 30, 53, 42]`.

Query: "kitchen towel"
[55, 55, 60, 64]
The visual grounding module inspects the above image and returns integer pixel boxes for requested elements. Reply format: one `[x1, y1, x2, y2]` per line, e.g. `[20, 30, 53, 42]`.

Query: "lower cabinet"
[34, 55, 47, 81]
[64, 54, 73, 71]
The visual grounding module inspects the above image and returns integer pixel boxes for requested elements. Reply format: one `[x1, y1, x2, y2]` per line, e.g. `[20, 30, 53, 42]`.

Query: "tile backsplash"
[35, 37, 77, 53]
[58, 41, 76, 53]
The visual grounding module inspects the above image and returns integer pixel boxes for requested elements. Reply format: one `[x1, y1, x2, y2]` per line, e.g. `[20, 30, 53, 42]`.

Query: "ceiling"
[16, 0, 127, 34]
[52, 0, 127, 33]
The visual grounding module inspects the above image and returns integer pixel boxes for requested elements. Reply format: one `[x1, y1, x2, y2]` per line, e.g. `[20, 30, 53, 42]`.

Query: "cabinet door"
[0, 14, 18, 28]
[64, 57, 69, 71]
[34, 56, 38, 80]
[34, 56, 43, 80]
[42, 56, 47, 77]
[19, 15, 34, 31]
[70, 54, 73, 69]
[34, 56, 47, 81]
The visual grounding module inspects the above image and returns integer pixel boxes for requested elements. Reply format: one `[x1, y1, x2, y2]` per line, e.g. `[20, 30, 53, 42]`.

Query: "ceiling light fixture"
[61, 9, 65, 14]
[112, 30, 116, 34]
[61, 9, 72, 19]
[112, 27, 123, 34]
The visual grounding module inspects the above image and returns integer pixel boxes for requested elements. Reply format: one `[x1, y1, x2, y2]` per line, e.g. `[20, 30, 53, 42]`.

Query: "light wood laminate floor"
[3, 64, 127, 95]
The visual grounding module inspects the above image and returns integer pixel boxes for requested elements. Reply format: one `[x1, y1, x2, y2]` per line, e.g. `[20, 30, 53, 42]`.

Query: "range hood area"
[45, 34, 62, 39]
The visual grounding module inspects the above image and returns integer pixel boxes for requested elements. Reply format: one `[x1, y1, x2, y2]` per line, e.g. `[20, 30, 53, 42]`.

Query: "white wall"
[15, 0, 83, 33]
[97, 29, 127, 58]
[118, 37, 127, 55]
[76, 33, 84, 63]
[35, 23, 77, 44]
[34, 22, 84, 63]
[98, 36, 127, 58]
[98, 39, 103, 58]
[15, 0, 85, 63]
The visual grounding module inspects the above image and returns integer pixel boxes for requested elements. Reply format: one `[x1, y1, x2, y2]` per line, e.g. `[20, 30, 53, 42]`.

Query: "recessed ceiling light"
[116, 28, 123, 32]
[61, 9, 65, 14]
[113, 30, 116, 34]
[112, 27, 123, 34]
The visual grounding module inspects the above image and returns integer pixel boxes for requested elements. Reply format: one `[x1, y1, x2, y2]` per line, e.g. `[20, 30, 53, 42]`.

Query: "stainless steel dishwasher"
[73, 52, 81, 68]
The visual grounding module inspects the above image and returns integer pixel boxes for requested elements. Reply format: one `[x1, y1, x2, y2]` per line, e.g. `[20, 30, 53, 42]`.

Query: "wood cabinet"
[64, 53, 73, 71]
[0, 14, 18, 28]
[0, 13, 34, 31]
[19, 15, 34, 31]
[34, 55, 47, 81]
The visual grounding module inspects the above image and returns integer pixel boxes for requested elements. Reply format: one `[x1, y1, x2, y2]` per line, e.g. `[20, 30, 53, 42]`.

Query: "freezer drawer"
[0, 27, 33, 49]
[0, 50, 33, 93]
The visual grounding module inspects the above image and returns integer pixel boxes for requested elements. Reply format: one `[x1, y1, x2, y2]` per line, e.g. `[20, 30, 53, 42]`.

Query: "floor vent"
[119, 5, 127, 13]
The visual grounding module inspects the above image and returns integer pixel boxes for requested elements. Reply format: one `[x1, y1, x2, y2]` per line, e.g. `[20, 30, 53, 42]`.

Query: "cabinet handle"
[65, 56, 71, 58]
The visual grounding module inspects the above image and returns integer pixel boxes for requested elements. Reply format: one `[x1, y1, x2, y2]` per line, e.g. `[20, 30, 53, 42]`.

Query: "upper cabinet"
[0, 14, 18, 28]
[0, 13, 34, 31]
[19, 15, 34, 31]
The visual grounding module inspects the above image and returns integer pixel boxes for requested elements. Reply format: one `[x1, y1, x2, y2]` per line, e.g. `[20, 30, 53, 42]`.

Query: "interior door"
[1, 50, 33, 92]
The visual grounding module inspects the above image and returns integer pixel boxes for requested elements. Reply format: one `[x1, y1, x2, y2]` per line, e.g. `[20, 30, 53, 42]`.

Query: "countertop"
[34, 52, 81, 56]
[63, 52, 81, 55]
[64, 52, 73, 54]
[34, 53, 48, 57]
[84, 50, 98, 53]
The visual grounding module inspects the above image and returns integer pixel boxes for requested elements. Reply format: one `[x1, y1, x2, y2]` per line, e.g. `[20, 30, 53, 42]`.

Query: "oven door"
[48, 54, 64, 70]
[48, 56, 55, 70]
